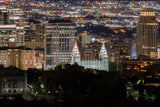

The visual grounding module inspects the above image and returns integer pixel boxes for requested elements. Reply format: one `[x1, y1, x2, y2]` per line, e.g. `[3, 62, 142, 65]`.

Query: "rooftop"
[48, 18, 76, 26]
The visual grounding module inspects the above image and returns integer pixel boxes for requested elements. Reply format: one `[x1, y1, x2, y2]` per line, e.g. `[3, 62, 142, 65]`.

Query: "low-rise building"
[122, 55, 160, 74]
[0, 71, 27, 95]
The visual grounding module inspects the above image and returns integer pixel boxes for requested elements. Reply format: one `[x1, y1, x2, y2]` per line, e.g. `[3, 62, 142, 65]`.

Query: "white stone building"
[71, 40, 109, 71]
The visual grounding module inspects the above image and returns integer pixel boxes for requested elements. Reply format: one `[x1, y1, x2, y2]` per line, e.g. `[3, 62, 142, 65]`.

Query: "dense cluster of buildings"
[0, 0, 158, 73]
[0, 9, 108, 71]
[0, 6, 158, 73]
[122, 8, 160, 74]
[0, 14, 44, 70]
[0, 0, 159, 103]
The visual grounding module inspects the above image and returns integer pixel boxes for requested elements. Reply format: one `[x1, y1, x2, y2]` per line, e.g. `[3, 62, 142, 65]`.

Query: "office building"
[44, 19, 77, 69]
[137, 9, 158, 59]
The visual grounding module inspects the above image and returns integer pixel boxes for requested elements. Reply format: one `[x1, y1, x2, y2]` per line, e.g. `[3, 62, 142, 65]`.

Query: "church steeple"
[71, 38, 81, 64]
[99, 41, 108, 59]
[99, 41, 109, 71]
[72, 38, 80, 57]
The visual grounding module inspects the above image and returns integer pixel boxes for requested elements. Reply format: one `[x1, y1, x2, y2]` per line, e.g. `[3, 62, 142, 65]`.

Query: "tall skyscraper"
[137, 9, 158, 59]
[44, 19, 77, 70]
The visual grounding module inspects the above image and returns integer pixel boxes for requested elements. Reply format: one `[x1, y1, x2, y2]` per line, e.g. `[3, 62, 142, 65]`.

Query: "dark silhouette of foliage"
[42, 64, 126, 106]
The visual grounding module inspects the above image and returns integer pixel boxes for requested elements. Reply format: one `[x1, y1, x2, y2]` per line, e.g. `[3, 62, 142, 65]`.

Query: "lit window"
[13, 84, 17, 88]
[3, 79, 6, 82]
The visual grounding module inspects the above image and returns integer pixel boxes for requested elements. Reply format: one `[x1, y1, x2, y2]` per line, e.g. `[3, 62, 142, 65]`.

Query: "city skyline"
[0, 0, 159, 106]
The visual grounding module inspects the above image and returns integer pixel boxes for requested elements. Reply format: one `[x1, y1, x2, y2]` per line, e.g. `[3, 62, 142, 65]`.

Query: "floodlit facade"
[44, 19, 77, 70]
[71, 40, 109, 71]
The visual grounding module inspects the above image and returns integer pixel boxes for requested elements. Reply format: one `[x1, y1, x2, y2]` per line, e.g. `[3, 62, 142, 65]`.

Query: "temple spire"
[72, 38, 80, 58]
[99, 41, 108, 59]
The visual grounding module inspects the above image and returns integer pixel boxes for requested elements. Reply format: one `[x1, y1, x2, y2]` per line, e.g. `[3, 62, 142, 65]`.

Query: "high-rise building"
[44, 19, 77, 70]
[137, 9, 158, 59]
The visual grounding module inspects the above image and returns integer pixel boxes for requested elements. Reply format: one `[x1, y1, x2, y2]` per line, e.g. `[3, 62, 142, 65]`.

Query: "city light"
[0, 0, 159, 106]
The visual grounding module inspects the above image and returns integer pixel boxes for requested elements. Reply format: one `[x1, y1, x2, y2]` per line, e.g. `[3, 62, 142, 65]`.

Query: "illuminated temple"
[71, 40, 109, 71]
